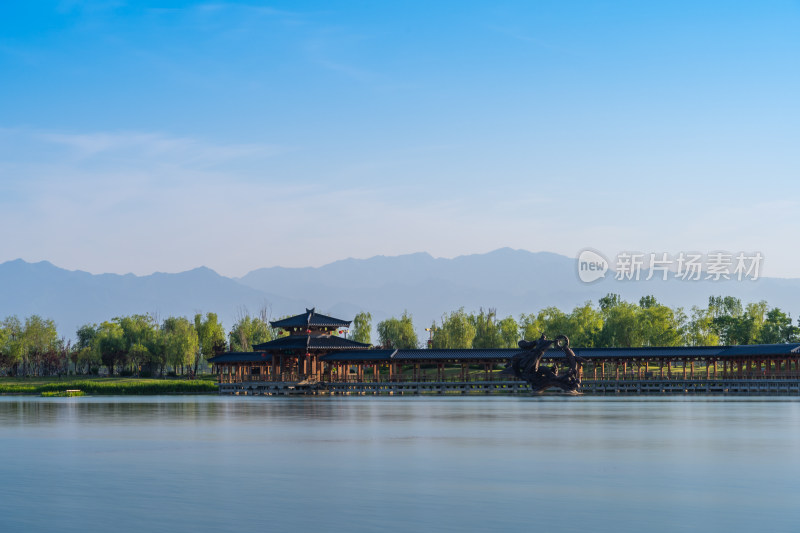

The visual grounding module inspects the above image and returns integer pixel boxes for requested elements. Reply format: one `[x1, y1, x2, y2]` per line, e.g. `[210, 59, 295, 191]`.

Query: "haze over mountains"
[2, 248, 799, 341]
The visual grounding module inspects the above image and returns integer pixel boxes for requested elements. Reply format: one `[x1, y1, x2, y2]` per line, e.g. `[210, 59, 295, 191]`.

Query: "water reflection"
[1, 396, 799, 533]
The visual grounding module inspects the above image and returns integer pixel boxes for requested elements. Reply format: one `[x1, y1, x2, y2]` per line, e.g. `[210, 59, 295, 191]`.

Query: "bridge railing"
[219, 369, 800, 384]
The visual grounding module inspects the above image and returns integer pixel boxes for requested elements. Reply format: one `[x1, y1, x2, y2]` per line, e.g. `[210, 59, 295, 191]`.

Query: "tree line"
[1, 294, 797, 376]
[0, 310, 283, 378]
[370, 294, 800, 350]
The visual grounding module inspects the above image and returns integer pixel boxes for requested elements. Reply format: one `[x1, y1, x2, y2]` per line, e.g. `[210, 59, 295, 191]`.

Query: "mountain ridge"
[2, 250, 799, 340]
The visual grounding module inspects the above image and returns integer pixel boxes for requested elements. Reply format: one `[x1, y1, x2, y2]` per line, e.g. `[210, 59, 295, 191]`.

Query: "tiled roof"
[563, 346, 725, 359]
[211, 343, 800, 364]
[252, 334, 370, 351]
[270, 308, 351, 329]
[321, 349, 398, 362]
[718, 344, 800, 356]
[208, 352, 271, 364]
[394, 349, 519, 361]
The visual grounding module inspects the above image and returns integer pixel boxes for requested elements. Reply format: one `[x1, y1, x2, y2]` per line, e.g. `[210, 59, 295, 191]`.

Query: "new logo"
[577, 249, 608, 283]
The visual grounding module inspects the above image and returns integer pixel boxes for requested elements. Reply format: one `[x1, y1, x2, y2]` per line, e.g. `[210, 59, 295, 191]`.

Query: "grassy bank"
[0, 375, 218, 395]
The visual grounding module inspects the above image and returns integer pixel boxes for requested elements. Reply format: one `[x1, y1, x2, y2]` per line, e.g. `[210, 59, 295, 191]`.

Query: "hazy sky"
[1, 1, 798, 277]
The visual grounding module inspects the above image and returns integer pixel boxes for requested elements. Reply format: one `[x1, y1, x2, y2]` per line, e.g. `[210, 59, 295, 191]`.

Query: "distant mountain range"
[2, 249, 799, 340]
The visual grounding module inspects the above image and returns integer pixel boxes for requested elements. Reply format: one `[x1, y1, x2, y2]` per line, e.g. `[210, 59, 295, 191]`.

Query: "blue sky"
[1, 1, 798, 277]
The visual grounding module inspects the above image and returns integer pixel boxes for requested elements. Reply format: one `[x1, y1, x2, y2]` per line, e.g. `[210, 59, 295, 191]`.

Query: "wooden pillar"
[690, 360, 694, 379]
[667, 361, 672, 379]
[461, 363, 466, 382]
[622, 362, 627, 380]
[600, 362, 605, 379]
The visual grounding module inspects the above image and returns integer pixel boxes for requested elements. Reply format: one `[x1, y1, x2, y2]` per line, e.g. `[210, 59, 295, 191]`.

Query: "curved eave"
[252, 335, 371, 352]
[208, 352, 269, 364]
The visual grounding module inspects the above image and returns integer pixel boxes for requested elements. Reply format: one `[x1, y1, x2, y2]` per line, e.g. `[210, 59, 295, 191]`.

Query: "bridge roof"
[252, 334, 370, 351]
[319, 344, 800, 362]
[270, 308, 351, 329]
[212, 343, 800, 364]
[208, 352, 272, 364]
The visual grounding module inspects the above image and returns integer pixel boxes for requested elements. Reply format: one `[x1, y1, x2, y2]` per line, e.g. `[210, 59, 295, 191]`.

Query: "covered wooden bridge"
[209, 309, 800, 395]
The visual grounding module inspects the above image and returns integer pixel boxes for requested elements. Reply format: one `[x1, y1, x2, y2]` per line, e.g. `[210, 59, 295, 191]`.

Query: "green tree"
[565, 303, 604, 347]
[518, 312, 542, 342]
[497, 316, 520, 348]
[350, 312, 372, 344]
[708, 297, 767, 345]
[471, 308, 501, 349]
[471, 308, 520, 348]
[22, 315, 60, 376]
[117, 314, 157, 375]
[94, 321, 126, 375]
[229, 314, 273, 352]
[431, 308, 476, 349]
[0, 316, 24, 375]
[599, 293, 622, 311]
[519, 307, 569, 342]
[685, 306, 720, 346]
[147, 328, 168, 377]
[639, 295, 658, 309]
[597, 296, 645, 348]
[377, 311, 419, 349]
[71, 324, 100, 375]
[75, 324, 97, 351]
[639, 299, 684, 347]
[195, 312, 227, 374]
[162, 316, 199, 375]
[756, 306, 800, 344]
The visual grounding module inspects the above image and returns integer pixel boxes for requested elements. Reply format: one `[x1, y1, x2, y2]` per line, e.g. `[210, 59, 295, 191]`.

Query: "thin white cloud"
[36, 130, 285, 166]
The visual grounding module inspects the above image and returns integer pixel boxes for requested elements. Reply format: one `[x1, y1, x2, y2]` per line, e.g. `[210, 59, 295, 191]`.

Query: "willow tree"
[22, 315, 60, 376]
[117, 314, 157, 376]
[351, 312, 372, 344]
[431, 308, 476, 349]
[95, 321, 126, 375]
[195, 312, 227, 374]
[229, 314, 273, 352]
[377, 311, 418, 349]
[0, 316, 24, 375]
[162, 317, 199, 375]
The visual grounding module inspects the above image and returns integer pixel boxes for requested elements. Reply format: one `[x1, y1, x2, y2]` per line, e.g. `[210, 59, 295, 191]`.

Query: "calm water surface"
[1, 396, 799, 532]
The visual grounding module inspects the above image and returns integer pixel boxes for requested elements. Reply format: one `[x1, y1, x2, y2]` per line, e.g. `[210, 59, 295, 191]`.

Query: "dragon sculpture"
[500, 334, 588, 393]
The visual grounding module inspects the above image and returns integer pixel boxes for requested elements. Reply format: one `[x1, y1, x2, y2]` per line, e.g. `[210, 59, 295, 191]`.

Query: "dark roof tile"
[270, 308, 351, 329]
[252, 334, 370, 351]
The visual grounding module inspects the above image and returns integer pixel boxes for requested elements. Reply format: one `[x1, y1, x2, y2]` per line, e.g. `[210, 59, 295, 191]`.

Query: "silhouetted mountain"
[2, 250, 800, 341]
[0, 259, 306, 338]
[237, 248, 800, 337]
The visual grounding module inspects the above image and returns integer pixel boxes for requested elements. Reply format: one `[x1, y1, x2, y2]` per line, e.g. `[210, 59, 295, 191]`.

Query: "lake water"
[1, 396, 799, 532]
